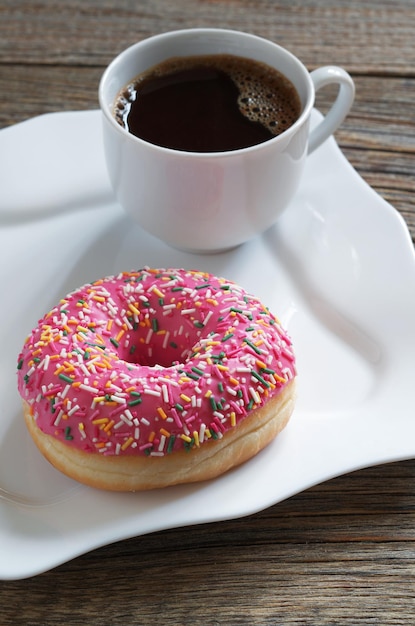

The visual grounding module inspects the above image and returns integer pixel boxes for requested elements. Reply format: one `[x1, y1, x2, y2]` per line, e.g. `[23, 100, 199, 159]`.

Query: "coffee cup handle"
[308, 66, 355, 154]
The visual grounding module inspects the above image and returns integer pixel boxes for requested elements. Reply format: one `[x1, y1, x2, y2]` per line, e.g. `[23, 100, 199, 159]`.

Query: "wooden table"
[1, 1, 414, 623]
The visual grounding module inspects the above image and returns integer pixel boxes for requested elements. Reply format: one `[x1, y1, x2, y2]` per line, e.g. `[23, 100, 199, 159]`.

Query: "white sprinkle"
[163, 279, 179, 288]
[53, 409, 64, 426]
[97, 288, 111, 297]
[110, 395, 127, 405]
[203, 310, 213, 326]
[79, 383, 98, 394]
[249, 387, 261, 404]
[67, 404, 80, 416]
[80, 363, 90, 377]
[108, 303, 117, 317]
[162, 330, 170, 349]
[60, 384, 71, 399]
[159, 377, 179, 387]
[124, 316, 134, 330]
[162, 384, 169, 403]
[143, 388, 161, 397]
[125, 409, 135, 422]
[109, 383, 123, 393]
[87, 355, 101, 366]
[120, 414, 133, 426]
[199, 423, 206, 443]
[281, 368, 292, 380]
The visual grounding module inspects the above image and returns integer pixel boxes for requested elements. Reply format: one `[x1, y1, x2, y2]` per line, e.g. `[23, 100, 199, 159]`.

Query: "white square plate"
[0, 109, 414, 580]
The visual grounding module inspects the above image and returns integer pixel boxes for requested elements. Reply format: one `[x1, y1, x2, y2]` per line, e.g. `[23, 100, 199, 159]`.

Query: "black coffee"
[113, 54, 301, 152]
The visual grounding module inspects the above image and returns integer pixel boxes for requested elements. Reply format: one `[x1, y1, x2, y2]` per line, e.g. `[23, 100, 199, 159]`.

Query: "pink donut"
[17, 267, 296, 490]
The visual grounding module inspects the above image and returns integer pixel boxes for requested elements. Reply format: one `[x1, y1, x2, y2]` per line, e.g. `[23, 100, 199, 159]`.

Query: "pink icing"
[17, 268, 296, 458]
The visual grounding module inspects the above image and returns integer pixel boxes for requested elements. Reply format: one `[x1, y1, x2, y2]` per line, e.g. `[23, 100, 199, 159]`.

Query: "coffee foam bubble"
[224, 60, 300, 134]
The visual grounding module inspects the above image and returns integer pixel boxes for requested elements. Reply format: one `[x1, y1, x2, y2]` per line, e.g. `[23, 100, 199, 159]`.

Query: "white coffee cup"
[99, 28, 354, 253]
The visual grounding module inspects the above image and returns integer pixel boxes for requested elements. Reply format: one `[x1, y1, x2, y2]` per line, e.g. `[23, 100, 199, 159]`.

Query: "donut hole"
[112, 296, 213, 368]
[124, 334, 195, 368]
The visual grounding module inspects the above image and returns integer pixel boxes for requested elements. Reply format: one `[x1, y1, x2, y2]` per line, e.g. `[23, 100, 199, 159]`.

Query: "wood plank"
[1, 0, 415, 73]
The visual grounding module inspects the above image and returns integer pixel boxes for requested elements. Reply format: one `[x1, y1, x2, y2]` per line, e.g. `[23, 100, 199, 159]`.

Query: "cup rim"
[98, 27, 315, 158]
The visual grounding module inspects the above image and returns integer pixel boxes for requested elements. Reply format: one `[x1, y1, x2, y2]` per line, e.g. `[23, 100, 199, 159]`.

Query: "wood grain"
[2, 463, 415, 625]
[1, 0, 415, 73]
[1, 1, 415, 623]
